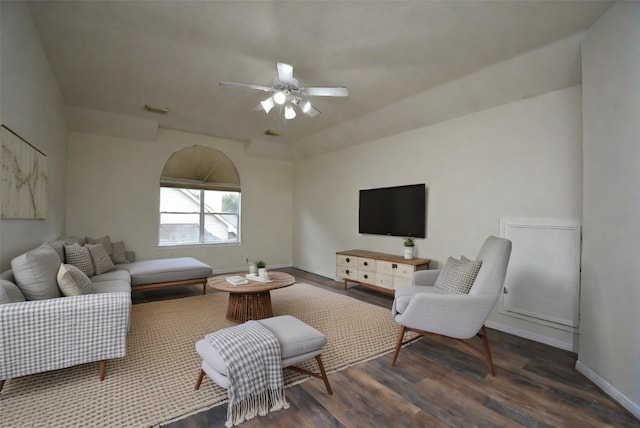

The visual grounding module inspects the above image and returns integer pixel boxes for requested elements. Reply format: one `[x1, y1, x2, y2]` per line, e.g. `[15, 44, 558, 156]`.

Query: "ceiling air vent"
[144, 104, 169, 114]
[264, 129, 280, 137]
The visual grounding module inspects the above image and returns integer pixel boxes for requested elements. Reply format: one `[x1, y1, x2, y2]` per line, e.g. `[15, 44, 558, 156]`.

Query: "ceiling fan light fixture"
[260, 97, 275, 114]
[284, 105, 296, 120]
[301, 100, 312, 114]
[273, 91, 287, 105]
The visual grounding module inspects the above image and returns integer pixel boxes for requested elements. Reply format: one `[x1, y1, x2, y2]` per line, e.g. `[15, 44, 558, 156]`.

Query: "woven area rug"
[0, 283, 408, 427]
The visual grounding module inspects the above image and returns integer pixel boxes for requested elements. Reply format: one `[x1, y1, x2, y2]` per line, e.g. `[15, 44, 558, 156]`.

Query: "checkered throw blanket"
[205, 321, 289, 427]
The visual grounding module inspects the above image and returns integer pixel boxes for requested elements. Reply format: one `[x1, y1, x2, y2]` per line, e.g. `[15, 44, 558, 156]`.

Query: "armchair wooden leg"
[391, 326, 406, 366]
[195, 369, 205, 390]
[479, 326, 495, 376]
[99, 360, 106, 381]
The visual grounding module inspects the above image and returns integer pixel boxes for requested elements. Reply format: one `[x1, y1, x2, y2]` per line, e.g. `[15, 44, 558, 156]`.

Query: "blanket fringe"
[226, 388, 289, 427]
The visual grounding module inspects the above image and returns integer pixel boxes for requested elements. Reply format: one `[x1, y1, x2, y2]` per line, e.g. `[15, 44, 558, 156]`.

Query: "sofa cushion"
[11, 245, 62, 300]
[86, 244, 115, 275]
[110, 241, 128, 264]
[91, 279, 131, 294]
[120, 257, 212, 286]
[434, 256, 482, 295]
[0, 279, 26, 304]
[64, 243, 95, 277]
[57, 264, 95, 296]
[86, 235, 112, 255]
[91, 269, 130, 283]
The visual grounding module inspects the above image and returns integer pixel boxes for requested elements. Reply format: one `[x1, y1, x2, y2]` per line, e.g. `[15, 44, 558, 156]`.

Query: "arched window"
[158, 145, 241, 246]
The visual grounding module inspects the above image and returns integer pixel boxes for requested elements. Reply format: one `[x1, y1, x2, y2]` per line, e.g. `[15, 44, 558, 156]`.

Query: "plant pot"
[404, 247, 414, 260]
[258, 267, 268, 278]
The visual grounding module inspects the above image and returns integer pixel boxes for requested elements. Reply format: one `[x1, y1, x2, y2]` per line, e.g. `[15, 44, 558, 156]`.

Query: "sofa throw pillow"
[64, 243, 95, 277]
[86, 243, 116, 275]
[0, 279, 26, 304]
[434, 257, 483, 295]
[61, 235, 86, 246]
[46, 240, 65, 263]
[110, 241, 129, 264]
[57, 264, 94, 296]
[86, 235, 112, 255]
[11, 245, 62, 301]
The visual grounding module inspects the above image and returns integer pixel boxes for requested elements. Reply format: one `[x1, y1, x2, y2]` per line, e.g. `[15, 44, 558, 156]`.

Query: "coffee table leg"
[226, 291, 273, 323]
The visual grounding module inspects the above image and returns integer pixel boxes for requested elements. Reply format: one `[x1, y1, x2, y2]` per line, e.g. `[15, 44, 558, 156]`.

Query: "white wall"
[293, 86, 582, 347]
[65, 129, 293, 273]
[0, 2, 68, 271]
[579, 2, 640, 418]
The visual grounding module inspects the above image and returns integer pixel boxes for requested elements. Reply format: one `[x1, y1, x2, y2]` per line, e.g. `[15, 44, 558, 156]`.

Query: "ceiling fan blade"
[277, 62, 295, 85]
[300, 86, 349, 97]
[219, 81, 274, 92]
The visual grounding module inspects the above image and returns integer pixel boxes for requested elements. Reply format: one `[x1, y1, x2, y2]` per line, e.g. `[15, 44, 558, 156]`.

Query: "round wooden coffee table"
[208, 271, 295, 323]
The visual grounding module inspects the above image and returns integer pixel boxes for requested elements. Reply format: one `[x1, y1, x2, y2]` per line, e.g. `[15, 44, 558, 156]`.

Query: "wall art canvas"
[1, 125, 48, 219]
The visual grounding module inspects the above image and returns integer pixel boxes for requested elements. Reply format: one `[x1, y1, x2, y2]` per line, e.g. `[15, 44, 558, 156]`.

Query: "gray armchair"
[391, 236, 512, 375]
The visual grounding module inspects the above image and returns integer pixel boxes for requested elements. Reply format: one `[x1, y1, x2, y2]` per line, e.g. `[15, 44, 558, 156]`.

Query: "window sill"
[156, 242, 242, 250]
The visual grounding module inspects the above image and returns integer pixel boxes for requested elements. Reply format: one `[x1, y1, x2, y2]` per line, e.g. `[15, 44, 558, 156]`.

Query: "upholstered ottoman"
[195, 315, 332, 394]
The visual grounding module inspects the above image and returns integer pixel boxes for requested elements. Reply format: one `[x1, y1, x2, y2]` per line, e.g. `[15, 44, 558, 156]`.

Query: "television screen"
[359, 184, 426, 238]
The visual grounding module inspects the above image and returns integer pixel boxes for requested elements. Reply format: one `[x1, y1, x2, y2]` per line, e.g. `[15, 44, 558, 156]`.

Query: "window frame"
[158, 187, 241, 247]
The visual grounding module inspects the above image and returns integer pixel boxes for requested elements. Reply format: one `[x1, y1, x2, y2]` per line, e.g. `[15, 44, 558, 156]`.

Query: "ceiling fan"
[219, 62, 348, 120]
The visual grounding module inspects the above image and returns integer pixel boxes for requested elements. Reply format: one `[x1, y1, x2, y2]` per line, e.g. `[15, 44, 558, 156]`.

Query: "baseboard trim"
[485, 321, 574, 351]
[575, 360, 640, 420]
[291, 264, 335, 281]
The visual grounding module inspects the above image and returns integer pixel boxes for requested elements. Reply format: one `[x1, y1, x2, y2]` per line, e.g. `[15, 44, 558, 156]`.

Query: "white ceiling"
[28, 1, 612, 155]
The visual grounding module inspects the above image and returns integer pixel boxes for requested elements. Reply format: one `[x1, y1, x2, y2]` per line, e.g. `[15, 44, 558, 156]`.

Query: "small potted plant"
[255, 260, 267, 278]
[403, 237, 415, 259]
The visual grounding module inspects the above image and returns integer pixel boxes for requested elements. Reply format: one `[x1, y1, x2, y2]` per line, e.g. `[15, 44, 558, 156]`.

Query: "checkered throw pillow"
[64, 243, 94, 277]
[434, 256, 482, 294]
[86, 244, 115, 275]
[57, 264, 94, 296]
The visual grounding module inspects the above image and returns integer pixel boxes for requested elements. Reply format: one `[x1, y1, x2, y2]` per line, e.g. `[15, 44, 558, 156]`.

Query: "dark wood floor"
[133, 268, 639, 428]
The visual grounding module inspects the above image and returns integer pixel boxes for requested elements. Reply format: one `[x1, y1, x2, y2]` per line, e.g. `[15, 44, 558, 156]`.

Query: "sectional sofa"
[0, 235, 213, 391]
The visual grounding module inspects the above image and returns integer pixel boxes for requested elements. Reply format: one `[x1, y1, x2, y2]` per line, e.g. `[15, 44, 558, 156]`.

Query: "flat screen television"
[359, 183, 426, 238]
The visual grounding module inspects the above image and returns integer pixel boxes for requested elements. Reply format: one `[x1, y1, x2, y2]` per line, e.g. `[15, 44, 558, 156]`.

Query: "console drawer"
[357, 270, 374, 283]
[358, 257, 376, 272]
[394, 263, 415, 278]
[336, 266, 357, 280]
[337, 254, 358, 268]
[375, 273, 394, 289]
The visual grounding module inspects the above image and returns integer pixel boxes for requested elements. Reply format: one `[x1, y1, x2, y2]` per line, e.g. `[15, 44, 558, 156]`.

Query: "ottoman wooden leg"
[288, 354, 333, 395]
[315, 355, 333, 395]
[195, 369, 205, 390]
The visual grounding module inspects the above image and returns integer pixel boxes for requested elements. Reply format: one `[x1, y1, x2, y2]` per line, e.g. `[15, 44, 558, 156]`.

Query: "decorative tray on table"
[245, 274, 273, 283]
